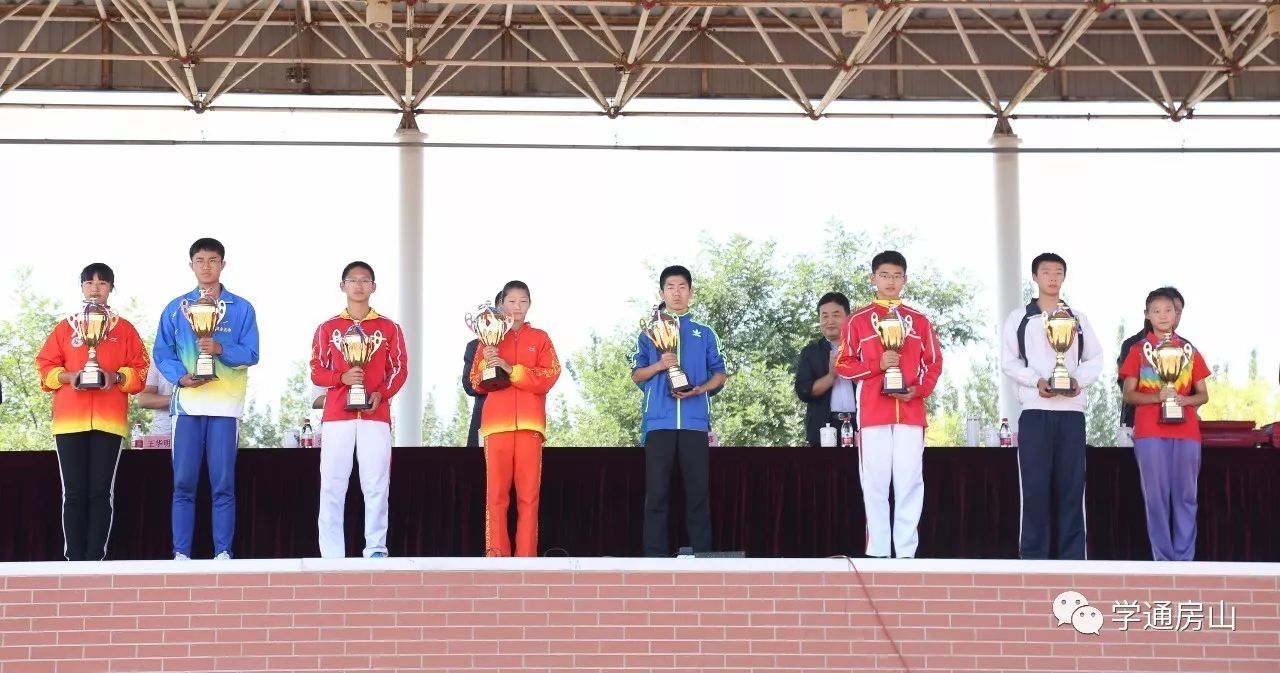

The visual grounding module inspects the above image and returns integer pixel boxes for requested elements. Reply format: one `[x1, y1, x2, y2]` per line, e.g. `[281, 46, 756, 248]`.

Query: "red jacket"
[310, 308, 408, 425]
[469, 323, 561, 439]
[36, 316, 149, 437]
[834, 301, 943, 428]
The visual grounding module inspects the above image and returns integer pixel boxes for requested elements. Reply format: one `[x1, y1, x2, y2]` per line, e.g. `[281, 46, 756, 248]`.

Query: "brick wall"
[0, 558, 1277, 673]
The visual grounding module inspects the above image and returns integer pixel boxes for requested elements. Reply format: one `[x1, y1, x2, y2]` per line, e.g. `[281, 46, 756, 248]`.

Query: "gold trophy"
[1043, 302, 1079, 394]
[465, 302, 513, 392]
[332, 322, 385, 411]
[1144, 334, 1195, 424]
[870, 306, 911, 394]
[180, 293, 227, 381]
[67, 300, 119, 389]
[640, 305, 693, 394]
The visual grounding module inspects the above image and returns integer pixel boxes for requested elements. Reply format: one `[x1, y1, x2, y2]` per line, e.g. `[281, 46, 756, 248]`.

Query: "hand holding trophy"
[180, 292, 227, 381]
[465, 302, 513, 392]
[67, 299, 119, 389]
[870, 307, 911, 395]
[1144, 334, 1195, 424]
[333, 322, 385, 410]
[1043, 302, 1079, 394]
[640, 305, 693, 394]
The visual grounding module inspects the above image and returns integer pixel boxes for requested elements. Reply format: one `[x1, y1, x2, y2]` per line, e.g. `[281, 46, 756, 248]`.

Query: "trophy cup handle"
[179, 299, 191, 320]
[901, 313, 915, 336]
[1142, 341, 1155, 368]
[870, 313, 880, 331]
[330, 329, 343, 349]
[105, 311, 120, 334]
[215, 300, 228, 324]
[368, 331, 386, 355]
[1181, 344, 1194, 370]
[66, 314, 83, 341]
[463, 313, 475, 333]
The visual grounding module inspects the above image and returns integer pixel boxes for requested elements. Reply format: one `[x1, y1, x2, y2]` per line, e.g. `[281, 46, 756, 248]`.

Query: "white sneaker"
[173, 553, 190, 561]
[214, 551, 231, 560]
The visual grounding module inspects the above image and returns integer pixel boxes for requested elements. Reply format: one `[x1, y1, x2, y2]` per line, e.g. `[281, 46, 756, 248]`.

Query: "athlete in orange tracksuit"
[468, 281, 561, 557]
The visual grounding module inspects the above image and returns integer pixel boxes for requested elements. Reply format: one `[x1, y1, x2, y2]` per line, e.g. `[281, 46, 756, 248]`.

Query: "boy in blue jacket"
[155, 238, 260, 560]
[631, 266, 727, 557]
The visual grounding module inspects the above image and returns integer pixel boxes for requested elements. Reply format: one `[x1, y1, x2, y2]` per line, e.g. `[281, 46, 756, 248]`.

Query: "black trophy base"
[1048, 373, 1076, 395]
[881, 369, 908, 395]
[478, 366, 511, 393]
[76, 370, 105, 390]
[192, 355, 218, 381]
[345, 392, 373, 412]
[668, 367, 694, 395]
[1159, 401, 1187, 424]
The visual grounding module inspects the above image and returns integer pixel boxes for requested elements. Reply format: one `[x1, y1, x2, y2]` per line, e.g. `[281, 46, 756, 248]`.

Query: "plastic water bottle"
[964, 415, 980, 446]
[819, 423, 837, 447]
[840, 416, 856, 448]
[998, 418, 1012, 447]
[301, 419, 314, 448]
[132, 422, 144, 449]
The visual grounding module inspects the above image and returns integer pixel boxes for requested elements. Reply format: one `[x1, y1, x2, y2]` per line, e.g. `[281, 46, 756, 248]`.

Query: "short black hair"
[341, 261, 375, 282]
[500, 280, 530, 302]
[871, 250, 907, 273]
[659, 265, 693, 289]
[189, 237, 226, 260]
[817, 291, 850, 314]
[494, 292, 504, 306]
[1031, 252, 1067, 275]
[80, 263, 114, 286]
[1157, 285, 1184, 307]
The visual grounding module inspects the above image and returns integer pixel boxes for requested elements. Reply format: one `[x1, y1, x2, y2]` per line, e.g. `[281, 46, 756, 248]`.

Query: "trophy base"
[1159, 401, 1186, 424]
[1048, 372, 1075, 394]
[668, 367, 694, 395]
[478, 366, 511, 393]
[77, 369, 105, 390]
[192, 354, 218, 381]
[345, 386, 373, 412]
[881, 368, 908, 395]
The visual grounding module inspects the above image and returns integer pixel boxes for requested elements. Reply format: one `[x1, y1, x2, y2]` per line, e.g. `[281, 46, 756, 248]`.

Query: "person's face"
[1033, 261, 1066, 297]
[340, 268, 376, 302]
[870, 264, 906, 299]
[1172, 298, 1184, 331]
[80, 275, 112, 303]
[190, 250, 225, 286]
[502, 288, 531, 323]
[818, 301, 848, 340]
[661, 276, 693, 312]
[1146, 297, 1178, 334]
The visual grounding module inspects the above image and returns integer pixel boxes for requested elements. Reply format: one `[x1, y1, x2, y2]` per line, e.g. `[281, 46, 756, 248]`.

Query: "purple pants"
[1133, 437, 1201, 561]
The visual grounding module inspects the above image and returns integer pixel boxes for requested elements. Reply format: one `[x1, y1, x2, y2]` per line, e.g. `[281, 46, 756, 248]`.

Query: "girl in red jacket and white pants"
[835, 251, 943, 559]
[310, 262, 408, 558]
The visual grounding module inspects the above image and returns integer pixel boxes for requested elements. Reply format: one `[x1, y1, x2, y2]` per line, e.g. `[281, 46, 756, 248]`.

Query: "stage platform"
[1, 557, 1277, 673]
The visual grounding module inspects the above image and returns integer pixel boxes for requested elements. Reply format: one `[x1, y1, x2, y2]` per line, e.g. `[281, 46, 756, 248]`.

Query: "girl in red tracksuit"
[835, 251, 943, 559]
[469, 280, 561, 557]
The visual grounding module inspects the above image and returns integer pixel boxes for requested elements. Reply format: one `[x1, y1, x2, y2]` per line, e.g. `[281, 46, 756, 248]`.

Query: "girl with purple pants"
[1119, 288, 1210, 562]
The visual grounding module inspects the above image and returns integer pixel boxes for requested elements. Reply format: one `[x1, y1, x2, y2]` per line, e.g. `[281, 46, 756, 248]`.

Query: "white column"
[990, 117, 1023, 430]
[394, 111, 425, 446]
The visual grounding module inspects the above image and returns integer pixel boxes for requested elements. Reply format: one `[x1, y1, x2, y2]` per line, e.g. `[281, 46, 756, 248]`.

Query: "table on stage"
[0, 446, 1276, 562]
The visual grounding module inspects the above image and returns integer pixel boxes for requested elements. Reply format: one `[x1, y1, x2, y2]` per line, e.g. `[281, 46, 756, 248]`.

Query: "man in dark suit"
[794, 292, 854, 447]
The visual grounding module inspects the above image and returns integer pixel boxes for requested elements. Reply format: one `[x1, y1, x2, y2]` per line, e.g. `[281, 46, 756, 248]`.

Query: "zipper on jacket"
[675, 319, 682, 430]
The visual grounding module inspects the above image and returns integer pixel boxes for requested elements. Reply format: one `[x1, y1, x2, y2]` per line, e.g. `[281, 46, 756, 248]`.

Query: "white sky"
[2, 91, 1277, 422]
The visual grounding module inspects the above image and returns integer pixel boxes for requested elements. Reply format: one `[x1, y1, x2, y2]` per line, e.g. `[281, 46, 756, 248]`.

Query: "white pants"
[318, 419, 391, 558]
[859, 424, 925, 558]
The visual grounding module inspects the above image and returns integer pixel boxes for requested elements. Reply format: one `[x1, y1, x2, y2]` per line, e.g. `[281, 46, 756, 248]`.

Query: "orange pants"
[483, 430, 543, 557]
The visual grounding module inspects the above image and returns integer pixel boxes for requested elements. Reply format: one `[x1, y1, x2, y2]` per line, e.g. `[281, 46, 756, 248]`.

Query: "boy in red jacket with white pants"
[835, 250, 943, 559]
[310, 261, 408, 558]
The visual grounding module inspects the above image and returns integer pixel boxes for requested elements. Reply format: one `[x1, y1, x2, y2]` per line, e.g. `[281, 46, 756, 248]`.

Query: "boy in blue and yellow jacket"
[631, 266, 727, 557]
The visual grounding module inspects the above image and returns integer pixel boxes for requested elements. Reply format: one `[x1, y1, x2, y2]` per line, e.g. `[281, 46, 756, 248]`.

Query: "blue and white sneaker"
[173, 552, 190, 561]
[369, 552, 387, 559]
[214, 551, 232, 561]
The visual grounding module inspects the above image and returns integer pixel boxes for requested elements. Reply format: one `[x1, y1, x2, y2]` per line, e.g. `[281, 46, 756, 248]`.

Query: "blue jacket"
[632, 313, 726, 436]
[154, 285, 260, 418]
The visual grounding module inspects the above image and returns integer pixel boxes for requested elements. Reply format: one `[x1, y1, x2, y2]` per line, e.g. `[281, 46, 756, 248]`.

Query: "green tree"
[0, 269, 59, 450]
[1083, 322, 1124, 446]
[238, 360, 310, 448]
[558, 223, 984, 446]
[1201, 348, 1280, 424]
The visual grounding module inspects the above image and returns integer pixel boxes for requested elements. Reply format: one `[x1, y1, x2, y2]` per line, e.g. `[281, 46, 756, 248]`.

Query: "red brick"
[211, 657, 266, 671]
[4, 631, 58, 646]
[110, 576, 164, 589]
[216, 574, 270, 588]
[53, 661, 109, 673]
[29, 646, 85, 660]
[1, 662, 58, 673]
[622, 572, 675, 586]
[7, 603, 59, 618]
[262, 657, 319, 670]
[239, 614, 291, 628]
[55, 631, 112, 646]
[317, 656, 371, 669]
[7, 577, 60, 590]
[342, 584, 398, 600]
